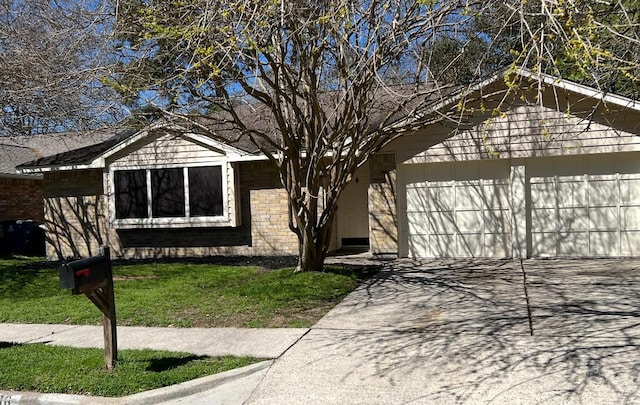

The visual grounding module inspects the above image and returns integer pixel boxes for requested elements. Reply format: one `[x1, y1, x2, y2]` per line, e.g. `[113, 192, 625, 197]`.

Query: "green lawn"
[0, 256, 369, 328]
[0, 342, 259, 397]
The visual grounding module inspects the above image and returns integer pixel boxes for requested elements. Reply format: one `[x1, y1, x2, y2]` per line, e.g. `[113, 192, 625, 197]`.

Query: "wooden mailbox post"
[59, 246, 117, 369]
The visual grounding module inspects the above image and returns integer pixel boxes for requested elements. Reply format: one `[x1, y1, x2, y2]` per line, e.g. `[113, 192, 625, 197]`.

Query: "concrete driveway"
[247, 259, 640, 404]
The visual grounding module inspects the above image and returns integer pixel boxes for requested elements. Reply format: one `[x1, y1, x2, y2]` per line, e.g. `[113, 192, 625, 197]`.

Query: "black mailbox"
[59, 255, 111, 291]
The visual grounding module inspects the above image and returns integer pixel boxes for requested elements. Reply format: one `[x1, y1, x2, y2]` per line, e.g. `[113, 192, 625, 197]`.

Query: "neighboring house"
[0, 141, 44, 223]
[18, 69, 640, 260]
[0, 131, 121, 255]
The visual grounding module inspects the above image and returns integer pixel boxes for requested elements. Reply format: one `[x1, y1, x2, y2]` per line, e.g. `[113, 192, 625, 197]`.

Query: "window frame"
[109, 162, 232, 229]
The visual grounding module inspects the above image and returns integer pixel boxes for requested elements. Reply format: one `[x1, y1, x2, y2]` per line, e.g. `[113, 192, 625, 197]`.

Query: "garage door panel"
[621, 231, 640, 255]
[529, 153, 640, 258]
[407, 234, 429, 258]
[621, 207, 640, 228]
[427, 211, 456, 233]
[456, 185, 482, 209]
[485, 233, 510, 257]
[557, 232, 589, 255]
[531, 208, 556, 232]
[484, 210, 510, 233]
[589, 179, 618, 206]
[404, 160, 511, 258]
[482, 184, 510, 207]
[455, 210, 483, 232]
[429, 234, 455, 257]
[427, 186, 455, 211]
[532, 232, 557, 256]
[530, 182, 556, 208]
[557, 208, 589, 231]
[557, 181, 587, 207]
[590, 231, 619, 255]
[457, 233, 483, 257]
[620, 178, 640, 203]
[407, 212, 430, 235]
[406, 188, 427, 212]
[589, 206, 619, 230]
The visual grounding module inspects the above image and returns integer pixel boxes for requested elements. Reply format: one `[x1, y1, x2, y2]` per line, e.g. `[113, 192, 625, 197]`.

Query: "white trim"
[99, 126, 254, 165]
[17, 124, 264, 174]
[519, 68, 640, 112]
[388, 71, 505, 131]
[390, 68, 640, 132]
[112, 217, 233, 229]
[227, 154, 270, 162]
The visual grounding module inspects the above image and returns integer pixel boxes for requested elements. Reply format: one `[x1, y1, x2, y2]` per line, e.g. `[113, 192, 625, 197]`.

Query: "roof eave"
[389, 68, 640, 132]
[519, 68, 640, 111]
[0, 172, 43, 179]
[18, 160, 104, 174]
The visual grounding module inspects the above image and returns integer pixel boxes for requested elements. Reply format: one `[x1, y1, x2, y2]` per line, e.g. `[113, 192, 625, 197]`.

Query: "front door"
[337, 163, 370, 248]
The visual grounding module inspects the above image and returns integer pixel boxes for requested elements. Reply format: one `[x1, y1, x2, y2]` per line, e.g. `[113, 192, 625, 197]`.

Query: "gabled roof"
[17, 68, 640, 174]
[17, 121, 266, 173]
[18, 129, 137, 169]
[437, 68, 638, 116]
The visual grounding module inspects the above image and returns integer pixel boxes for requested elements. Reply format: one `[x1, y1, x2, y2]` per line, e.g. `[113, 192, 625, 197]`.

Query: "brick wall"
[368, 154, 398, 256]
[0, 177, 44, 222]
[43, 162, 298, 260]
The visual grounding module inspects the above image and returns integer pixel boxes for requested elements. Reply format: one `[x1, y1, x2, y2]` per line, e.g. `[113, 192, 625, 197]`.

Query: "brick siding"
[0, 177, 44, 222]
[43, 162, 298, 260]
[368, 154, 398, 255]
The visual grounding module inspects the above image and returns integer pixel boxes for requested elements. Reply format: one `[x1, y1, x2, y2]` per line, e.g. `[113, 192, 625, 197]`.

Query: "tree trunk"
[294, 218, 334, 272]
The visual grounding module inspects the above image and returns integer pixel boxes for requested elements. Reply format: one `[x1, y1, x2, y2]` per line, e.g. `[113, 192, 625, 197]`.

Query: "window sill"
[111, 217, 235, 229]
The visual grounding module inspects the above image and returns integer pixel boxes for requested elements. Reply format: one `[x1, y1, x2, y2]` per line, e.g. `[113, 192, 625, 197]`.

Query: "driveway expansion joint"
[520, 259, 534, 336]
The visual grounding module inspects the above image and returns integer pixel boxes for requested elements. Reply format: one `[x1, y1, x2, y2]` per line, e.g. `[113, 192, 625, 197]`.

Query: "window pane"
[114, 170, 148, 219]
[189, 166, 223, 216]
[152, 168, 185, 217]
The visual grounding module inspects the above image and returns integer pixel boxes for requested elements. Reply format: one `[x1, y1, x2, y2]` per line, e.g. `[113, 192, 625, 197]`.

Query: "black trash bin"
[0, 220, 45, 257]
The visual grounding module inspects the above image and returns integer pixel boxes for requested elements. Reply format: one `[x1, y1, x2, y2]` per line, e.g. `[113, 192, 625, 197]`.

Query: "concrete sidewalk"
[0, 323, 308, 405]
[0, 323, 308, 359]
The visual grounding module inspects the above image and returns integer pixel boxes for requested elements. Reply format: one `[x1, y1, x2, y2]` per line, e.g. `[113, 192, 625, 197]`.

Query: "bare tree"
[0, 0, 123, 136]
[499, 0, 640, 95]
[112, 0, 639, 272]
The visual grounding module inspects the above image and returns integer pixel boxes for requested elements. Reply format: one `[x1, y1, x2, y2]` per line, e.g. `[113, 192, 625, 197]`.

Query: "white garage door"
[529, 153, 640, 257]
[405, 160, 511, 258]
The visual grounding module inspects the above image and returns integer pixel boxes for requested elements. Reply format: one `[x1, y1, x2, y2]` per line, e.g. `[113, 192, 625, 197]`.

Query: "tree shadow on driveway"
[250, 259, 640, 404]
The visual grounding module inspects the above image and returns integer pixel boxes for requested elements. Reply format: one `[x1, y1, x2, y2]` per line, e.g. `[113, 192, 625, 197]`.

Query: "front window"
[188, 166, 223, 216]
[114, 170, 148, 219]
[112, 165, 226, 226]
[151, 168, 185, 217]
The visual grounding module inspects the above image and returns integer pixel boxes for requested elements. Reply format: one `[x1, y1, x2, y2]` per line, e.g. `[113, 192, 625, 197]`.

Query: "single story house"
[18, 69, 640, 260]
[0, 131, 124, 255]
[1, 131, 120, 223]
[0, 140, 44, 224]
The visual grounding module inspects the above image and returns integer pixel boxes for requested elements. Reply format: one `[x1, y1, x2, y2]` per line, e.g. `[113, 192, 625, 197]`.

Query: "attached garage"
[404, 160, 511, 258]
[390, 70, 640, 260]
[529, 153, 640, 257]
[398, 152, 640, 259]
